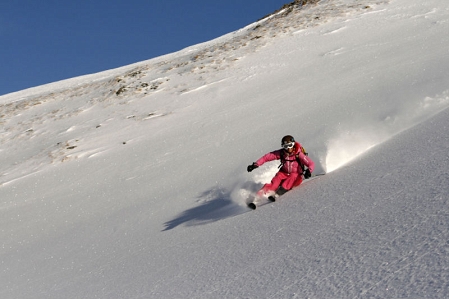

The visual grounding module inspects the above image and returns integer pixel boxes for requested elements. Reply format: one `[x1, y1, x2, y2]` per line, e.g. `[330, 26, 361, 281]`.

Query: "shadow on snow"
[162, 184, 257, 231]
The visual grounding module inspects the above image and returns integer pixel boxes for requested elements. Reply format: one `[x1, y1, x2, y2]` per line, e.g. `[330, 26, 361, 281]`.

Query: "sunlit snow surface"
[1, 0, 449, 298]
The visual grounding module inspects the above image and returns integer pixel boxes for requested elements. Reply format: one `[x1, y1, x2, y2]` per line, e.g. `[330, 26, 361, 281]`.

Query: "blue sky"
[1, 0, 285, 96]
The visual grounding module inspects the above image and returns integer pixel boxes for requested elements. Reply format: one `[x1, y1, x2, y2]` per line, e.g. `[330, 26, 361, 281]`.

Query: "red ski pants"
[257, 171, 303, 196]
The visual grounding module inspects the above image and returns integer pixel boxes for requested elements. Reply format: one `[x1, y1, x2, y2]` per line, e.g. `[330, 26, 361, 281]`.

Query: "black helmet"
[281, 135, 295, 145]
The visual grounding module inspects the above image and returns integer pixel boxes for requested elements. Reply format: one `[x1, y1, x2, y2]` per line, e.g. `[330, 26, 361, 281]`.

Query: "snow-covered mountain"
[1, 0, 448, 298]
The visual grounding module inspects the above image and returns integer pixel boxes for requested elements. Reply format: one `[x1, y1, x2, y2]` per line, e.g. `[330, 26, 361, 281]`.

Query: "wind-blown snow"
[1, 0, 449, 298]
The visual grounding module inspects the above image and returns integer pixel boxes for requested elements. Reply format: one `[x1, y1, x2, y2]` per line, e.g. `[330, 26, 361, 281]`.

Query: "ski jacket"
[255, 142, 315, 175]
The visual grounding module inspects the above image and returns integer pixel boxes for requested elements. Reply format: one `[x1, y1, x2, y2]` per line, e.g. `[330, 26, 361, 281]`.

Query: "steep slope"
[0, 0, 387, 187]
[1, 0, 448, 298]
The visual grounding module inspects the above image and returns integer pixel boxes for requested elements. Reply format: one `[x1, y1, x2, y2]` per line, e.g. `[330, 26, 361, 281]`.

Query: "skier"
[247, 135, 315, 202]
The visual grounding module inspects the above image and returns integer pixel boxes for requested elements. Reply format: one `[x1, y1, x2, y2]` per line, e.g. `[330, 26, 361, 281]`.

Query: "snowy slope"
[1, 0, 449, 298]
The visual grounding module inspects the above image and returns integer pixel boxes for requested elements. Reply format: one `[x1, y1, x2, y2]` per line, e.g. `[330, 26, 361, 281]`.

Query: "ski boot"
[268, 187, 289, 202]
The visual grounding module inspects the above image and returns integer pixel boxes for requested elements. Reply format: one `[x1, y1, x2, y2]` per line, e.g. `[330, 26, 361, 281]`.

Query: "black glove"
[247, 163, 258, 172]
[304, 169, 311, 179]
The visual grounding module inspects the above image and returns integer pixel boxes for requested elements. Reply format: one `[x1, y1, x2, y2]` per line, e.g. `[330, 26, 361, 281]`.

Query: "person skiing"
[247, 135, 315, 202]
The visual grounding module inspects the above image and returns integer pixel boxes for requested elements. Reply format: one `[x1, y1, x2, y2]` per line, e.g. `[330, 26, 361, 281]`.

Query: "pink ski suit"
[255, 142, 315, 196]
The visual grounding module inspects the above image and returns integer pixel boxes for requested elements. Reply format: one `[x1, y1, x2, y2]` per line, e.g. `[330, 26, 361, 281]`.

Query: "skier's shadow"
[162, 182, 259, 231]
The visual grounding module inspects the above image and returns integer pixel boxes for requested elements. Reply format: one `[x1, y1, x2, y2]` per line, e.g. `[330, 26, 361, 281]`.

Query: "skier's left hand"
[304, 169, 311, 179]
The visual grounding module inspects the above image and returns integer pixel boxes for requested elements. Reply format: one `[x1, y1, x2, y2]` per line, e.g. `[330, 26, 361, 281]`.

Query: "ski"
[246, 173, 325, 210]
[247, 200, 271, 210]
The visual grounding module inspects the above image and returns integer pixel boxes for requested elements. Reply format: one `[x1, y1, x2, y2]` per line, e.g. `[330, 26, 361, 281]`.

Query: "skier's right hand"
[247, 163, 258, 172]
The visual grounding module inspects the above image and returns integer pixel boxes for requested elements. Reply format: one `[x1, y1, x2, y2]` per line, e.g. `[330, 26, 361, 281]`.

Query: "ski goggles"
[282, 142, 295, 149]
